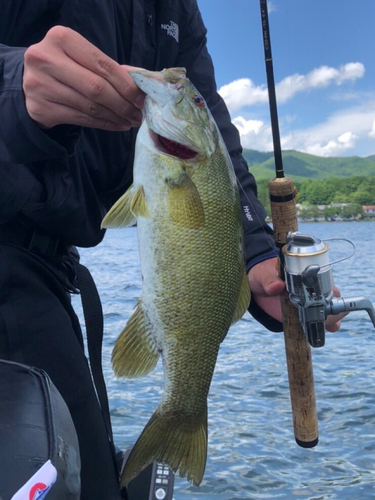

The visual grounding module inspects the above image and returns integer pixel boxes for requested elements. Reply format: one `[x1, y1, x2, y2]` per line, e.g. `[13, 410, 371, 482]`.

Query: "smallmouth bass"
[102, 67, 250, 487]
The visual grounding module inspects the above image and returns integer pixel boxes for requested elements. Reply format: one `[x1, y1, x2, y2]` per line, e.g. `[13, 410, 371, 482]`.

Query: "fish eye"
[192, 94, 204, 107]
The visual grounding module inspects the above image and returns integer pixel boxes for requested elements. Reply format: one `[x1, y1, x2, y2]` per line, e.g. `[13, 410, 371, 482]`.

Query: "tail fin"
[121, 406, 207, 487]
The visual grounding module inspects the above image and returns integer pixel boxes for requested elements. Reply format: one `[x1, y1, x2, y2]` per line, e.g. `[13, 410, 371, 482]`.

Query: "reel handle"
[328, 297, 375, 327]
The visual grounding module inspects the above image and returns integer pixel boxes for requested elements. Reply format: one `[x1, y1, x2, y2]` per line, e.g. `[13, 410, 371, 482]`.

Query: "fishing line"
[235, 177, 357, 267]
[232, 0, 297, 263]
[285, 0, 296, 151]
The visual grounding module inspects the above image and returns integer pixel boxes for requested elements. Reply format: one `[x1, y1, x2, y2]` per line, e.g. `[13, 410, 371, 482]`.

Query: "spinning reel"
[282, 232, 375, 348]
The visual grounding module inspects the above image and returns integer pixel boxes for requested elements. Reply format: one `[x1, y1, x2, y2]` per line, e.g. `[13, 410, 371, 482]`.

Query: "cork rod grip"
[269, 177, 318, 447]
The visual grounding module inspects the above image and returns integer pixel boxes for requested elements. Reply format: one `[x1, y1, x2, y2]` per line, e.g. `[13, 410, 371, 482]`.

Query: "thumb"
[264, 276, 286, 296]
[248, 257, 285, 297]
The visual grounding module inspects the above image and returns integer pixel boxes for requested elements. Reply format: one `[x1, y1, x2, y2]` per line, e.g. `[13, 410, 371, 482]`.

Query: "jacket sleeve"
[0, 44, 80, 165]
[0, 43, 81, 221]
[176, 1, 282, 331]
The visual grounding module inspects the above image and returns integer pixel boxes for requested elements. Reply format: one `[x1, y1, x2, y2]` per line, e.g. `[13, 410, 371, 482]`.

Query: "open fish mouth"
[150, 130, 199, 160]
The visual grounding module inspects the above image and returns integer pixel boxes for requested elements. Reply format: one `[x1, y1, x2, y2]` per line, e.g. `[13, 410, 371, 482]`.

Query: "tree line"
[256, 176, 375, 218]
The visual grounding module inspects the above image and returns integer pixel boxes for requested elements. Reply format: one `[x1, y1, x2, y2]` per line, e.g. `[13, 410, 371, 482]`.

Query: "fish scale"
[101, 67, 251, 487]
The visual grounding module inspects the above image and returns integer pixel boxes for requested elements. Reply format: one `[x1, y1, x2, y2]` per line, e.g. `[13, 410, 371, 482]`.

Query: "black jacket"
[0, 0, 280, 328]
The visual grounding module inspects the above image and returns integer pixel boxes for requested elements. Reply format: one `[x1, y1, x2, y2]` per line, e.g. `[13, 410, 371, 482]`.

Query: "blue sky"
[196, 0, 375, 158]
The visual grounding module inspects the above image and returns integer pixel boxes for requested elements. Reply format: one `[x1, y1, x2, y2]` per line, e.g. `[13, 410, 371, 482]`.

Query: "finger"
[42, 102, 133, 131]
[248, 257, 285, 296]
[24, 27, 144, 127]
[51, 61, 143, 124]
[253, 294, 283, 323]
[325, 285, 347, 332]
[264, 278, 286, 297]
[326, 319, 342, 333]
[122, 66, 145, 108]
[24, 72, 139, 130]
[50, 27, 144, 110]
[326, 310, 348, 329]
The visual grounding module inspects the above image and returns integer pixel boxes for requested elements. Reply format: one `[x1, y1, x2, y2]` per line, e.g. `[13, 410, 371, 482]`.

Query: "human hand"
[247, 257, 285, 324]
[324, 286, 346, 332]
[248, 257, 346, 333]
[23, 26, 145, 130]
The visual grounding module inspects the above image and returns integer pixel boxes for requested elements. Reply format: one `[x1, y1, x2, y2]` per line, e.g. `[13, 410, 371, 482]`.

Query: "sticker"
[11, 460, 57, 500]
[29, 483, 52, 500]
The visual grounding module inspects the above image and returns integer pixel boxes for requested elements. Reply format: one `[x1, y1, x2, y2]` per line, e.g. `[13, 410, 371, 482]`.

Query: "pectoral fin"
[112, 301, 159, 378]
[167, 173, 205, 229]
[101, 185, 149, 229]
[130, 185, 150, 218]
[231, 269, 251, 324]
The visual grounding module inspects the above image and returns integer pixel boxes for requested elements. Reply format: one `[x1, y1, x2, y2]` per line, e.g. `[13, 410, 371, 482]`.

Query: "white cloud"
[218, 62, 365, 113]
[218, 79, 268, 112]
[275, 64, 362, 103]
[232, 116, 273, 151]
[231, 101, 375, 157]
[220, 61, 372, 157]
[369, 120, 375, 139]
[336, 62, 365, 83]
[290, 103, 375, 156]
[304, 132, 358, 157]
[329, 91, 364, 102]
[267, 1, 276, 13]
[232, 116, 293, 152]
[232, 116, 264, 135]
[284, 114, 297, 124]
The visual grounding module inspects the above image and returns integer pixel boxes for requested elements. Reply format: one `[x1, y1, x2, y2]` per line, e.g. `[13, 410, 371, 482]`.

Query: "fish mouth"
[150, 130, 199, 160]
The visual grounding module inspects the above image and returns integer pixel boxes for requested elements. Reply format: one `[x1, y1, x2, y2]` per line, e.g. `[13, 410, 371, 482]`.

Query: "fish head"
[129, 68, 216, 161]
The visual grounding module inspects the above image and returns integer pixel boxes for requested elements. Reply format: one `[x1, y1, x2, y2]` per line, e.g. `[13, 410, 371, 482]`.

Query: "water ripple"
[73, 222, 375, 499]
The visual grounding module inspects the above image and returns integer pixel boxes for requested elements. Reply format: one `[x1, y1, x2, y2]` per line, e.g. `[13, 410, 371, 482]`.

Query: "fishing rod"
[258, 0, 318, 448]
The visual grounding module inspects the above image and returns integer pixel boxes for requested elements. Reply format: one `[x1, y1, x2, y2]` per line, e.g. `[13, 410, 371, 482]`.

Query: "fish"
[101, 67, 250, 487]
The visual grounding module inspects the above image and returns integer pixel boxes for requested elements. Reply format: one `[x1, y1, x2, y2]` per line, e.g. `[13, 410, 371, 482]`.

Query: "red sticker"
[29, 483, 49, 500]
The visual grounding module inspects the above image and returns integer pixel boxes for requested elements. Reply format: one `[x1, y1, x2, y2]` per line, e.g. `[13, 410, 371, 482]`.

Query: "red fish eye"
[192, 95, 204, 107]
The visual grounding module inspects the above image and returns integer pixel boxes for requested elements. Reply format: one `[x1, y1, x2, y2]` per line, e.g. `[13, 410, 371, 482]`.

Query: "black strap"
[75, 262, 118, 468]
[0, 223, 120, 474]
[0, 222, 63, 257]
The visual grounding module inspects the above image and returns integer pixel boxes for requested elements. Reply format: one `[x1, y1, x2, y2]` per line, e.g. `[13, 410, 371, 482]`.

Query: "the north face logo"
[161, 20, 179, 42]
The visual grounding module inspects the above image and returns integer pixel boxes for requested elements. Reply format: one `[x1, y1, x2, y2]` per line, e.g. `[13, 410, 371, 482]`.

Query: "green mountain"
[243, 149, 375, 182]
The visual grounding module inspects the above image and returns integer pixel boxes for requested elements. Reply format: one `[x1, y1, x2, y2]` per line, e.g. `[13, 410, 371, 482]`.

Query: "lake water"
[73, 221, 375, 499]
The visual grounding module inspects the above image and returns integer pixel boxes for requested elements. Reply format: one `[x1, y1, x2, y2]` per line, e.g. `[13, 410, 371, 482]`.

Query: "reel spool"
[282, 232, 375, 348]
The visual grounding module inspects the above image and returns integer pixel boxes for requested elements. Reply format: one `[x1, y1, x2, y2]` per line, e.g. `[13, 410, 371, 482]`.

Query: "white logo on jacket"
[161, 21, 179, 42]
[243, 206, 253, 221]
